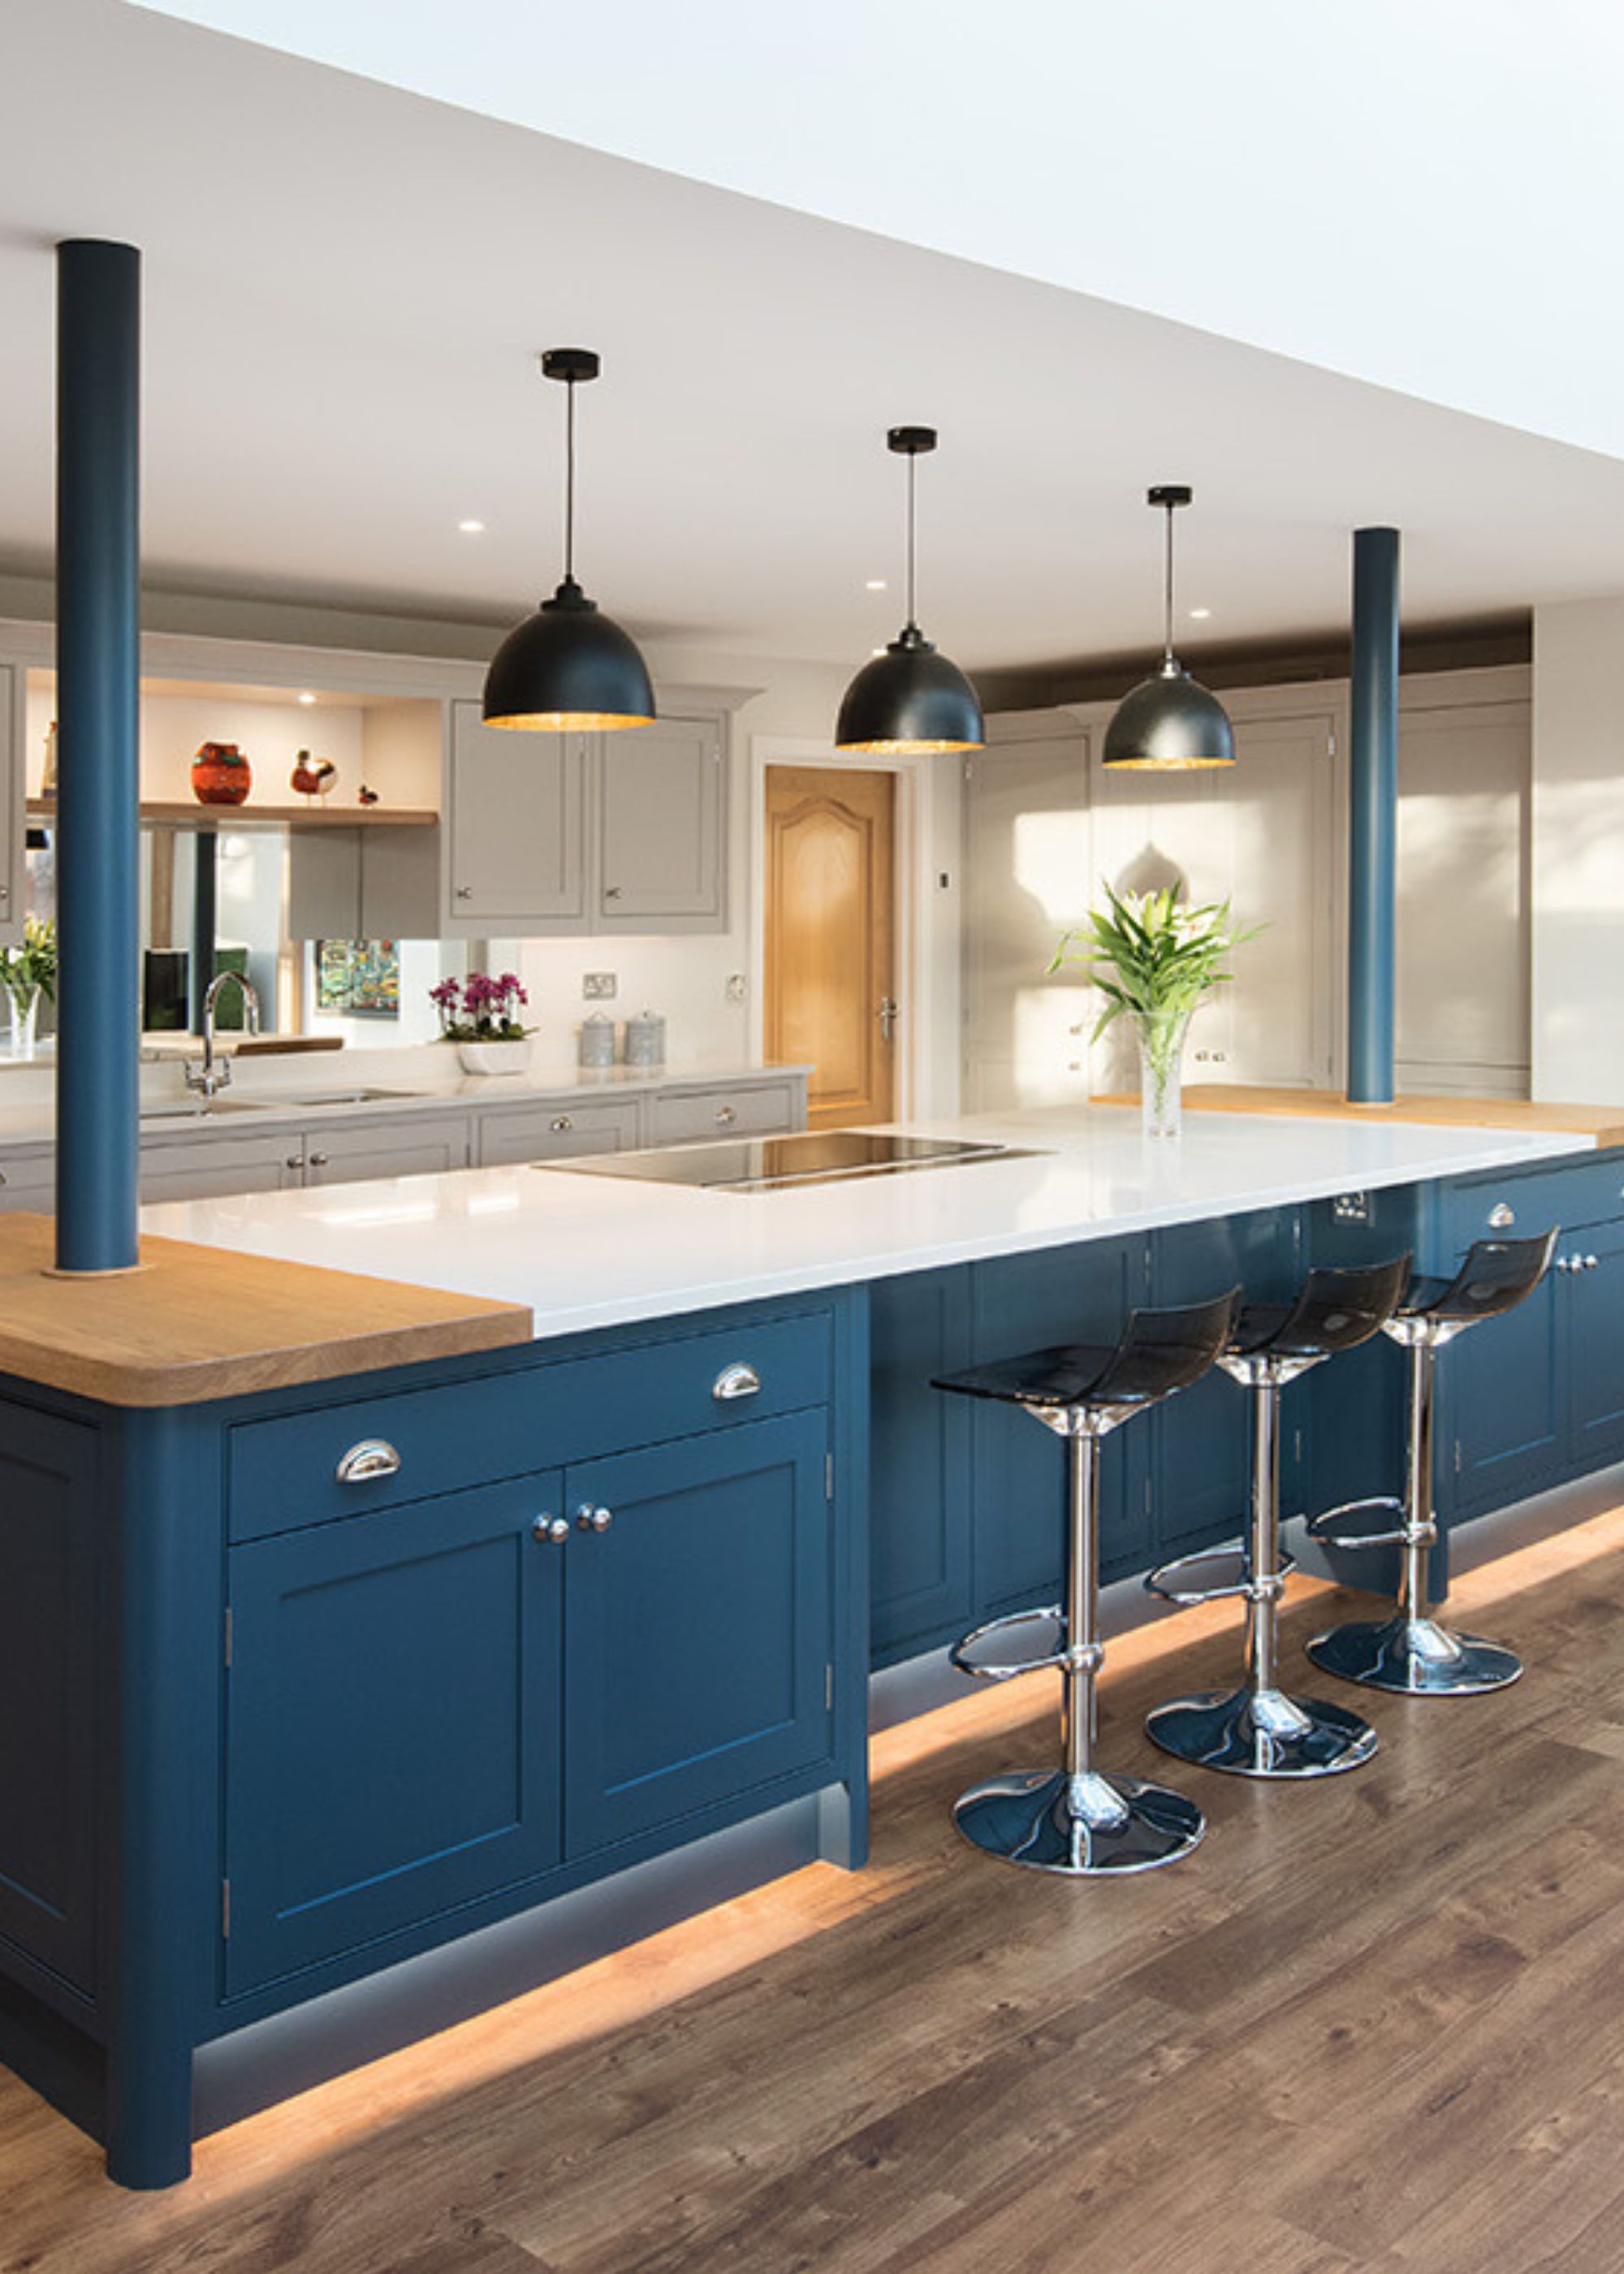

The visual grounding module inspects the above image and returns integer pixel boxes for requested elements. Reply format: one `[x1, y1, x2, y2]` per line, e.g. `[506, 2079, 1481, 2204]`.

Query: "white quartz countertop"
[138, 1105, 1596, 1344]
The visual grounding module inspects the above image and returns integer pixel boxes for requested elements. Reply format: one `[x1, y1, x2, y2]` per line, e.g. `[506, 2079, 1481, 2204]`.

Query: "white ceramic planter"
[456, 1039, 531, 1076]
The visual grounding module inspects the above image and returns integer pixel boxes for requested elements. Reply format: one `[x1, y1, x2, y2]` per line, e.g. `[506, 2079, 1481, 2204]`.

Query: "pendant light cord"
[905, 449, 918, 633]
[1162, 498, 1176, 665]
[563, 376, 577, 585]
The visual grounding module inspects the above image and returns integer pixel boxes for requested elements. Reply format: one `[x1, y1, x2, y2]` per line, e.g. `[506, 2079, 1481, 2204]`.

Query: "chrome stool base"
[1146, 1684, 1379, 1779]
[952, 1767, 1206, 1875]
[1305, 1613, 1522, 1696]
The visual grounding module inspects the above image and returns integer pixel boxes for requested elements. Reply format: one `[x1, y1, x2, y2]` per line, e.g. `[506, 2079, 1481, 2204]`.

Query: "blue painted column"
[55, 240, 141, 1271]
[1348, 526, 1400, 1105]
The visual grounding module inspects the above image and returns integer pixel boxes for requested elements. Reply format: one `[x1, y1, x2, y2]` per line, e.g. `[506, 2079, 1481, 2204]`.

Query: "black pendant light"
[836, 426, 984, 755]
[482, 348, 655, 732]
[1103, 484, 1234, 770]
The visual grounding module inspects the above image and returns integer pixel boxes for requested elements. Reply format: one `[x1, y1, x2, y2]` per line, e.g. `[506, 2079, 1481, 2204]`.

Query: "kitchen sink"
[139, 1098, 270, 1120]
[278, 1087, 421, 1107]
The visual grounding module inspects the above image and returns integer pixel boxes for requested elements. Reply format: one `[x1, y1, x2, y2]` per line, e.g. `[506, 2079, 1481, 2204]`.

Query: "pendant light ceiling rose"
[835, 423, 984, 756]
[482, 344, 655, 733]
[1102, 482, 1235, 772]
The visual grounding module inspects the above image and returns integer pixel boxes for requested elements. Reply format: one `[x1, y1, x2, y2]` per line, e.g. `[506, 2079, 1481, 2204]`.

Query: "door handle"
[878, 996, 898, 1042]
[336, 1439, 402, 1485]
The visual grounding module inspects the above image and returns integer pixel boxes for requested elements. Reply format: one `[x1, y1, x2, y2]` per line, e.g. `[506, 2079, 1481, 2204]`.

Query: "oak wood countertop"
[0, 1214, 531, 1407]
[1099, 1084, 1624, 1151]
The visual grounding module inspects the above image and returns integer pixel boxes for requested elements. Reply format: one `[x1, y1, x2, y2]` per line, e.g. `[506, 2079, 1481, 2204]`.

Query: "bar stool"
[1143, 1255, 1411, 1779]
[1304, 1230, 1557, 1695]
[931, 1288, 1237, 1876]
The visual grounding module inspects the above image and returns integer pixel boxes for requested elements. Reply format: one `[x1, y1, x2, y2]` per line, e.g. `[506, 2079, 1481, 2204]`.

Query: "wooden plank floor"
[9, 1514, 1624, 2273]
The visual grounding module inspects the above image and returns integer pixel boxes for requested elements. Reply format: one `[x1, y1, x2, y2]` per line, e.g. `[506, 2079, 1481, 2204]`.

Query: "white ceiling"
[3, 0, 1624, 681]
[133, 0, 1624, 465]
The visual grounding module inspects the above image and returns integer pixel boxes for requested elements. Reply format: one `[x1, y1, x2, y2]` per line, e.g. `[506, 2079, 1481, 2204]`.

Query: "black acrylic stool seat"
[1307, 1231, 1557, 1697]
[931, 1289, 1236, 1876]
[1146, 1255, 1410, 1780]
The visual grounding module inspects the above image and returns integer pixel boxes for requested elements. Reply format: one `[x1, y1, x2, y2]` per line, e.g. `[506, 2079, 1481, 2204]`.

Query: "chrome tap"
[185, 971, 261, 1099]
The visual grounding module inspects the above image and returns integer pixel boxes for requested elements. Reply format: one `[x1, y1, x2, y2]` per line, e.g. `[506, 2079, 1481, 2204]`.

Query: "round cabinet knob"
[1488, 1202, 1516, 1230]
[1585, 1254, 1600, 1271]
[551, 1115, 574, 1133]
[533, 1515, 570, 1544]
[285, 1155, 304, 1171]
[715, 1105, 737, 1126]
[577, 1503, 613, 1533]
[455, 885, 473, 901]
[308, 1152, 330, 1168]
[604, 885, 623, 901]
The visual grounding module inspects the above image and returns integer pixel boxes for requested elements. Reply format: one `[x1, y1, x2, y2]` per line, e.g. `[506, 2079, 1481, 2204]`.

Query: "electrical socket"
[581, 973, 617, 1001]
[725, 974, 748, 1003]
[1332, 1191, 1371, 1224]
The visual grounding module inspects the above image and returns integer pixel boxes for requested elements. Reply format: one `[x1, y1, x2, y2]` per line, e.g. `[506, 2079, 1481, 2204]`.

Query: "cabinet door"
[224, 1475, 564, 1993]
[870, 1268, 974, 1662]
[1442, 1265, 1564, 1515]
[477, 1099, 640, 1166]
[139, 1132, 300, 1202]
[970, 1237, 1146, 1610]
[595, 716, 725, 932]
[302, 1113, 471, 1187]
[646, 1082, 800, 1146]
[0, 666, 20, 947]
[447, 701, 588, 929]
[563, 1412, 831, 1857]
[0, 1149, 55, 1212]
[1565, 1223, 1624, 1471]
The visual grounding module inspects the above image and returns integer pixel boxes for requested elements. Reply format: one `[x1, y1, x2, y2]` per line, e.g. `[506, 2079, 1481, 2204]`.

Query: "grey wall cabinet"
[296, 1113, 473, 1187]
[139, 1132, 300, 1204]
[446, 704, 727, 938]
[595, 716, 726, 932]
[447, 704, 590, 932]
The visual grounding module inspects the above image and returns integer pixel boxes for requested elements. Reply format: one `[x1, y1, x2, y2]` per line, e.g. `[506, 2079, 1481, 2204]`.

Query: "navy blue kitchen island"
[0, 1106, 1616, 2186]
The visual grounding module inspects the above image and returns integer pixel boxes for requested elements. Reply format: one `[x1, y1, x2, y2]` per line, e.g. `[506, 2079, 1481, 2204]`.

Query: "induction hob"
[539, 1130, 1040, 1192]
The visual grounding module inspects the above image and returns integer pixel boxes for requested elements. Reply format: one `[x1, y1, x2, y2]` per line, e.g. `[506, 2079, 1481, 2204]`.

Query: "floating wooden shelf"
[27, 798, 438, 831]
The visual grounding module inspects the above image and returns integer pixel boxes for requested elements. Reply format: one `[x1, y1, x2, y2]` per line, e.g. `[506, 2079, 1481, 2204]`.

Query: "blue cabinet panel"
[970, 1237, 1145, 1605]
[1443, 1269, 1563, 1514]
[869, 1268, 974, 1662]
[225, 1474, 564, 1994]
[1148, 1210, 1299, 1555]
[0, 1407, 97, 1991]
[564, 1412, 832, 1856]
[1565, 1219, 1624, 1471]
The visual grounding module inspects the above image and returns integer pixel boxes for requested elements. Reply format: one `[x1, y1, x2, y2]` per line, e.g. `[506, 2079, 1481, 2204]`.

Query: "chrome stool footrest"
[1306, 1495, 1412, 1552]
[1144, 1542, 1296, 1608]
[949, 1605, 1065, 1683]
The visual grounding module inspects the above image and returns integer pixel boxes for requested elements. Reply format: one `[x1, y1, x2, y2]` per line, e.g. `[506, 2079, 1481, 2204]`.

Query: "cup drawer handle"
[713, 1364, 762, 1403]
[336, 1438, 403, 1484]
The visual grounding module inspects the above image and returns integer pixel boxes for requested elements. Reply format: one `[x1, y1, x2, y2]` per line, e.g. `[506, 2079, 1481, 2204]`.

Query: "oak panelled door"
[765, 766, 896, 1129]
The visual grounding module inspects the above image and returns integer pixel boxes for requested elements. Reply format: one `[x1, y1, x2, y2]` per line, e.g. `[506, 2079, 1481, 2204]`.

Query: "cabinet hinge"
[825, 1664, 834, 1712]
[1328, 727, 1337, 758]
[222, 1879, 231, 1939]
[223, 1606, 232, 1670]
[1143, 1476, 1152, 1515]
[1454, 1438, 1463, 1475]
[1294, 1429, 1303, 1467]
[826, 1451, 835, 1501]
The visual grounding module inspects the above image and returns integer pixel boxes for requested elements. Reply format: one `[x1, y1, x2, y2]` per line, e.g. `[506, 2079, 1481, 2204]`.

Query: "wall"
[1531, 602, 1624, 1100]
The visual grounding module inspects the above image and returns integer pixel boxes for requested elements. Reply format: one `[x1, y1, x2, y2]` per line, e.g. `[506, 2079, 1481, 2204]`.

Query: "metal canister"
[624, 1010, 667, 1068]
[577, 1012, 617, 1069]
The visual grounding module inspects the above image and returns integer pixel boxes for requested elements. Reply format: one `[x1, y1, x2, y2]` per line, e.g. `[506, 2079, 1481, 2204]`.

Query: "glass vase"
[6, 984, 41, 1060]
[1134, 1009, 1190, 1139]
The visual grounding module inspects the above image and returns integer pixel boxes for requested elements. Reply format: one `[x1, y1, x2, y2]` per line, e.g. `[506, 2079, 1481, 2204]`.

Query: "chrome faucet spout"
[185, 971, 261, 1100]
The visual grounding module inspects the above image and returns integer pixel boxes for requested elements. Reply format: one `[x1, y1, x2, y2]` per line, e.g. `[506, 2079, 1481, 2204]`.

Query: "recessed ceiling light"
[1189, 607, 1212, 620]
[865, 578, 888, 591]
[459, 517, 486, 534]
[296, 691, 317, 705]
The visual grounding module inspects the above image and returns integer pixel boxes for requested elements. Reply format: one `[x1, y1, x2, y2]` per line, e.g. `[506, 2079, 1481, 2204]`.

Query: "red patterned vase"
[192, 741, 252, 806]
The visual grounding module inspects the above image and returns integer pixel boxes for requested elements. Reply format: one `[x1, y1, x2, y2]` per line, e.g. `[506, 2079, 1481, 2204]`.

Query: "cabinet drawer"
[478, 1100, 640, 1167]
[1441, 1154, 1622, 1251]
[227, 1308, 833, 1541]
[647, 1083, 797, 1145]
